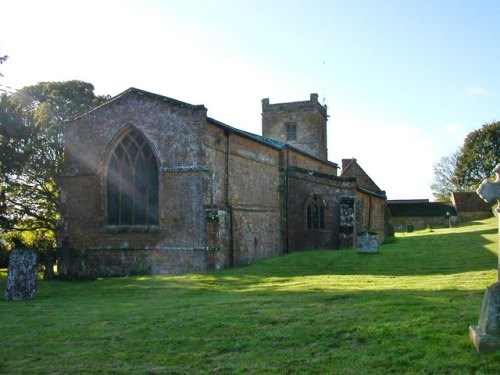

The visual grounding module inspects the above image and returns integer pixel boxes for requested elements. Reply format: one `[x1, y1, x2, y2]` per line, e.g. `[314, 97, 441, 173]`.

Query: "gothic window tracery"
[306, 194, 325, 230]
[107, 130, 159, 226]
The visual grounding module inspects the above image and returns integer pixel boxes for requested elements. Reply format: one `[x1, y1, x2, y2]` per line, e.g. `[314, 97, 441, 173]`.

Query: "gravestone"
[339, 197, 356, 248]
[357, 232, 379, 253]
[469, 164, 500, 352]
[3, 248, 38, 301]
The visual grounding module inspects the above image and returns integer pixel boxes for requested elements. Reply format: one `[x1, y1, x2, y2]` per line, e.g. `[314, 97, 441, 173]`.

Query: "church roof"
[388, 201, 456, 217]
[68, 87, 339, 169]
[207, 117, 286, 150]
[451, 192, 492, 212]
[207, 117, 339, 169]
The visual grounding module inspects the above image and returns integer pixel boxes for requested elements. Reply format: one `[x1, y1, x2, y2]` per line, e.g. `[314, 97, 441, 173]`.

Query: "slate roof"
[388, 201, 456, 217]
[451, 192, 492, 212]
[207, 117, 339, 169]
[69, 87, 340, 169]
[207, 117, 286, 150]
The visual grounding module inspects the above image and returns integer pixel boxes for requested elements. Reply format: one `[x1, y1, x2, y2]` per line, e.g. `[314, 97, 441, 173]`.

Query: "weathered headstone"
[470, 164, 500, 352]
[357, 232, 379, 253]
[3, 248, 38, 301]
[339, 197, 356, 248]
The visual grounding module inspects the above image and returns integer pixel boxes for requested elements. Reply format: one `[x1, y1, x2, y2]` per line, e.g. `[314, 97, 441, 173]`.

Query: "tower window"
[107, 130, 159, 226]
[286, 123, 297, 141]
[306, 194, 325, 230]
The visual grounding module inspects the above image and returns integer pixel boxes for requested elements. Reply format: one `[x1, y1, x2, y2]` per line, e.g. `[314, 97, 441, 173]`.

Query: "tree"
[0, 54, 7, 77]
[431, 151, 465, 202]
[455, 121, 500, 190]
[0, 81, 109, 242]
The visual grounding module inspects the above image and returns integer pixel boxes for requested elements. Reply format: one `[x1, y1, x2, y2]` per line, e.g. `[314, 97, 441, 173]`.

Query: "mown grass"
[1, 218, 499, 374]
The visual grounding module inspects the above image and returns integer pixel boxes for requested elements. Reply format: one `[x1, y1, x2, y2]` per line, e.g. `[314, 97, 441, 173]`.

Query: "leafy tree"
[0, 81, 109, 242]
[455, 121, 500, 190]
[431, 151, 465, 202]
[0, 54, 7, 77]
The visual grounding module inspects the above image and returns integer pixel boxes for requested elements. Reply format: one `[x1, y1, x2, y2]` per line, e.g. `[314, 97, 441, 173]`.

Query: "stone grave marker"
[339, 197, 356, 248]
[357, 232, 379, 253]
[3, 248, 38, 301]
[469, 164, 500, 352]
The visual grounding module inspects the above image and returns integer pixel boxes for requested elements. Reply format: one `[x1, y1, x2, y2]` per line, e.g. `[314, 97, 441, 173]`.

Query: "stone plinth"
[470, 283, 500, 352]
[470, 163, 500, 352]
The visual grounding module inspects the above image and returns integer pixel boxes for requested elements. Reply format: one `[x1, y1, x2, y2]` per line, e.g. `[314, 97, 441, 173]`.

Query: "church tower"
[261, 93, 328, 160]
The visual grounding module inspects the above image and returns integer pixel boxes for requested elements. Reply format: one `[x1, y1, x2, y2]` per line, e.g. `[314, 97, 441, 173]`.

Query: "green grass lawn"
[1, 218, 499, 374]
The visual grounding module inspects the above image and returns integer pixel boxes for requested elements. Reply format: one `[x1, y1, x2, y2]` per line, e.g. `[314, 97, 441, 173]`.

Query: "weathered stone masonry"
[58, 88, 387, 278]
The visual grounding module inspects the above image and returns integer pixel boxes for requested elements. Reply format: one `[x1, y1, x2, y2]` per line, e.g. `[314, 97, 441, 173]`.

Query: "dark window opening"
[107, 130, 159, 226]
[286, 123, 297, 141]
[306, 194, 325, 230]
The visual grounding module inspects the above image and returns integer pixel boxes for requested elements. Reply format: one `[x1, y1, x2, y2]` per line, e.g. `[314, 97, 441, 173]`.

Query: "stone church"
[58, 88, 387, 278]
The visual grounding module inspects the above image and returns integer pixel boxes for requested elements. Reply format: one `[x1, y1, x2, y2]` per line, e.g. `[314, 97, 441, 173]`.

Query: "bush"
[0, 240, 10, 268]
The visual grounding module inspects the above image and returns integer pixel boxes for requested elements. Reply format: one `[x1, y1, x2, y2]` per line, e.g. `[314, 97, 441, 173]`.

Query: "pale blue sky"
[2, 0, 499, 199]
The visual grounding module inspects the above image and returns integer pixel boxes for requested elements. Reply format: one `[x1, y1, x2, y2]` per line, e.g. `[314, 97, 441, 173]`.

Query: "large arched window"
[107, 129, 159, 226]
[306, 194, 325, 230]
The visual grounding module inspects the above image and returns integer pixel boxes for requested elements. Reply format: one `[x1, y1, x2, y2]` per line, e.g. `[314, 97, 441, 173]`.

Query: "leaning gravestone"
[469, 164, 500, 352]
[3, 248, 38, 301]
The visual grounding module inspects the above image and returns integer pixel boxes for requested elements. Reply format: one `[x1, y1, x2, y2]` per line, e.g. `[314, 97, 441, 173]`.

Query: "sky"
[1, 0, 499, 200]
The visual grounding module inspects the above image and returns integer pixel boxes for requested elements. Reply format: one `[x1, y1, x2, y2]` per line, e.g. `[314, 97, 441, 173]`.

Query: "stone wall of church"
[286, 167, 357, 251]
[58, 89, 389, 278]
[262, 94, 328, 160]
[354, 191, 387, 243]
[287, 150, 338, 175]
[204, 124, 231, 270]
[228, 135, 282, 265]
[59, 90, 210, 278]
[205, 123, 283, 268]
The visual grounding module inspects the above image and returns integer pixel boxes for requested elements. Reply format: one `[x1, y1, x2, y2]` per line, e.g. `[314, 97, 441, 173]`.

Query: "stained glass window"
[107, 130, 158, 226]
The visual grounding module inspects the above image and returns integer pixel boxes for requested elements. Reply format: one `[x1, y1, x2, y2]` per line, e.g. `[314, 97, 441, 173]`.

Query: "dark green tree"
[0, 81, 109, 239]
[455, 121, 500, 190]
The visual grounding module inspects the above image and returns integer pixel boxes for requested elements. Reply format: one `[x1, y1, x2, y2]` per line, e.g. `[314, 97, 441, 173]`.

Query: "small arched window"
[107, 130, 159, 226]
[306, 194, 325, 230]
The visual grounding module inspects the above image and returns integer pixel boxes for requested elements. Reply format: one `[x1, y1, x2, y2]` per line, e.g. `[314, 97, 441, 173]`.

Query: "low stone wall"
[391, 216, 448, 230]
[58, 247, 219, 278]
[458, 211, 493, 222]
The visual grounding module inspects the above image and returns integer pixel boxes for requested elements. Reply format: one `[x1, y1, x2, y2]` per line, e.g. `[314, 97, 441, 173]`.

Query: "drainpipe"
[225, 128, 234, 267]
[368, 194, 372, 229]
[285, 148, 290, 253]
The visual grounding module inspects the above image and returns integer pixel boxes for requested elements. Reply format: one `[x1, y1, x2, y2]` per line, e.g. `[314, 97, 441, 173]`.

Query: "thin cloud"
[443, 123, 466, 143]
[467, 86, 489, 96]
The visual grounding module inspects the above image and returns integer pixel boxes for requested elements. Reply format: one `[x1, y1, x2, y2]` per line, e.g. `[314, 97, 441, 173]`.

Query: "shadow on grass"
[2, 281, 500, 374]
[1, 224, 499, 374]
[98, 224, 495, 293]
[0, 222, 496, 294]
[216, 226, 498, 279]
